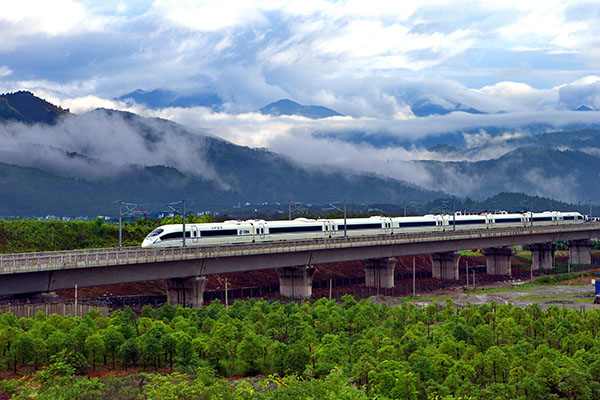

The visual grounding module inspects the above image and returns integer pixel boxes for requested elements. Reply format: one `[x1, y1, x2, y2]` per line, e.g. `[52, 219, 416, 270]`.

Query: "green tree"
[102, 325, 124, 369]
[368, 360, 418, 400]
[84, 333, 105, 371]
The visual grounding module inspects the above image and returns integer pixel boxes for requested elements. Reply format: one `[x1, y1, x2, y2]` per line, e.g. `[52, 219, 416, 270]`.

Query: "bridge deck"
[1, 224, 598, 276]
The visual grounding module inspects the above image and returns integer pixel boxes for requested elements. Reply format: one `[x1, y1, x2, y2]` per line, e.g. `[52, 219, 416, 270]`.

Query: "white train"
[141, 211, 584, 248]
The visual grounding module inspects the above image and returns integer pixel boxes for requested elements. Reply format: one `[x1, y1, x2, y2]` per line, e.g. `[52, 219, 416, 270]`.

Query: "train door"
[328, 221, 336, 237]
[322, 221, 330, 237]
[191, 226, 198, 244]
[383, 218, 391, 234]
[258, 223, 266, 240]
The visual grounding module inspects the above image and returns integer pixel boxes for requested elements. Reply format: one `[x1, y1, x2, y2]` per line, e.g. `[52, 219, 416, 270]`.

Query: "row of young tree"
[2, 297, 600, 399]
[0, 214, 214, 253]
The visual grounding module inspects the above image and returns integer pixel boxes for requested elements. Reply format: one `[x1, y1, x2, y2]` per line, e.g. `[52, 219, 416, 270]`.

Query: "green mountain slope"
[0, 91, 69, 124]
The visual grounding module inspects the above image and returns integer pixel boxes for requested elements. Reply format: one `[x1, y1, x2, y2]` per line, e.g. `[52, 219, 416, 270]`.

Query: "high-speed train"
[141, 211, 584, 248]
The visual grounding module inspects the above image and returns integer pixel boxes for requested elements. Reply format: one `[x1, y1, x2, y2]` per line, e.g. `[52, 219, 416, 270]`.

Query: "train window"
[341, 223, 382, 230]
[148, 228, 164, 237]
[201, 229, 238, 236]
[160, 231, 191, 240]
[399, 221, 436, 227]
[270, 225, 322, 233]
[533, 217, 553, 221]
[495, 218, 522, 223]
[453, 219, 485, 225]
[564, 216, 575, 220]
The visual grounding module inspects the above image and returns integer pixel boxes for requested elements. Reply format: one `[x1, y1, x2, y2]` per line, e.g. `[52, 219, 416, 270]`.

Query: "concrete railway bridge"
[1, 223, 599, 307]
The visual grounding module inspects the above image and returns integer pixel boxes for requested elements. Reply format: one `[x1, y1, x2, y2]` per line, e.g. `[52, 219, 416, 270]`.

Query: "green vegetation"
[458, 251, 482, 257]
[535, 273, 588, 284]
[2, 297, 600, 399]
[0, 214, 213, 254]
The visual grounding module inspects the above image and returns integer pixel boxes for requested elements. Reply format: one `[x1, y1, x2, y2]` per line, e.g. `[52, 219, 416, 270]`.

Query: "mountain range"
[1, 91, 600, 215]
[0, 92, 439, 215]
[259, 99, 342, 119]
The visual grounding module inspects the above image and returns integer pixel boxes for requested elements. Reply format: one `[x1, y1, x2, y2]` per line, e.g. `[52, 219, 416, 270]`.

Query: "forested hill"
[0, 91, 69, 124]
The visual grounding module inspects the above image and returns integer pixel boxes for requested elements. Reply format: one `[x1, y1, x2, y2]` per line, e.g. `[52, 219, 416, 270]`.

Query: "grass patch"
[459, 251, 483, 257]
[534, 272, 588, 284]
[515, 251, 532, 261]
[515, 293, 594, 303]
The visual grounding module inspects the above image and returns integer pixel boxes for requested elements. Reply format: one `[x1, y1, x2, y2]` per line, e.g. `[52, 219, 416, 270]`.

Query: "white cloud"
[151, 0, 269, 32]
[0, 66, 12, 77]
[0, 0, 106, 51]
[559, 75, 600, 110]
[1, 1, 600, 119]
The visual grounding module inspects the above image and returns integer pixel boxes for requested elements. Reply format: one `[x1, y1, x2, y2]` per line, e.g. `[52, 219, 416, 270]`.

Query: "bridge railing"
[0, 223, 598, 275]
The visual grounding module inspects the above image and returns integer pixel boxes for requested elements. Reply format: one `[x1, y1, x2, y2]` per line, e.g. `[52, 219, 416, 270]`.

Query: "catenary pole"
[453, 199, 456, 231]
[344, 199, 347, 237]
[118, 201, 122, 251]
[182, 200, 186, 247]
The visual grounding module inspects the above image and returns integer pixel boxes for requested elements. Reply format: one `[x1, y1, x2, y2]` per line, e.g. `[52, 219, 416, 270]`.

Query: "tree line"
[1, 296, 600, 399]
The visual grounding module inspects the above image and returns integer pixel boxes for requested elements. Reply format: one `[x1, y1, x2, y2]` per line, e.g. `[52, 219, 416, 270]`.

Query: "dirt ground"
[384, 280, 600, 310]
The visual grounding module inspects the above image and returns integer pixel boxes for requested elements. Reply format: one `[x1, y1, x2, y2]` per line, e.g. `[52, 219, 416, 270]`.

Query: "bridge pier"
[430, 252, 461, 280]
[530, 243, 555, 270]
[363, 257, 397, 288]
[278, 266, 315, 299]
[166, 276, 207, 308]
[569, 240, 594, 265]
[483, 247, 513, 276]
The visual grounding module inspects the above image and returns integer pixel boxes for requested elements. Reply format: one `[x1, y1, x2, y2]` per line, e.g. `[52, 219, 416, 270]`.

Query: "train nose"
[141, 238, 152, 248]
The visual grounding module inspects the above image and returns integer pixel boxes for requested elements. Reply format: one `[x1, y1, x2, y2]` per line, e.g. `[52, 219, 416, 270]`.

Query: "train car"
[141, 211, 585, 248]
[442, 213, 489, 231]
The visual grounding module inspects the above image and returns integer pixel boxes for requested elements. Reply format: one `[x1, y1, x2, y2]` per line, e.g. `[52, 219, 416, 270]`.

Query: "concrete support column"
[166, 276, 207, 308]
[278, 266, 315, 299]
[530, 243, 555, 270]
[569, 240, 594, 265]
[363, 257, 397, 288]
[483, 247, 513, 276]
[430, 252, 461, 280]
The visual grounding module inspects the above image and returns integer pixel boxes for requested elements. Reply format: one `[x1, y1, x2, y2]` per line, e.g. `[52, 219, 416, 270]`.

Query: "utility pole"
[530, 263, 533, 281]
[118, 201, 123, 251]
[74, 284, 78, 317]
[466, 261, 469, 288]
[225, 278, 228, 308]
[530, 201, 533, 228]
[182, 200, 186, 247]
[288, 200, 291, 220]
[344, 199, 347, 238]
[453, 199, 456, 231]
[404, 200, 407, 217]
[326, 200, 347, 237]
[412, 257, 416, 297]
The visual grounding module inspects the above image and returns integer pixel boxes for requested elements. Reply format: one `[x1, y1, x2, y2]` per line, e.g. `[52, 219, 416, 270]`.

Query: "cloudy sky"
[3, 0, 600, 197]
